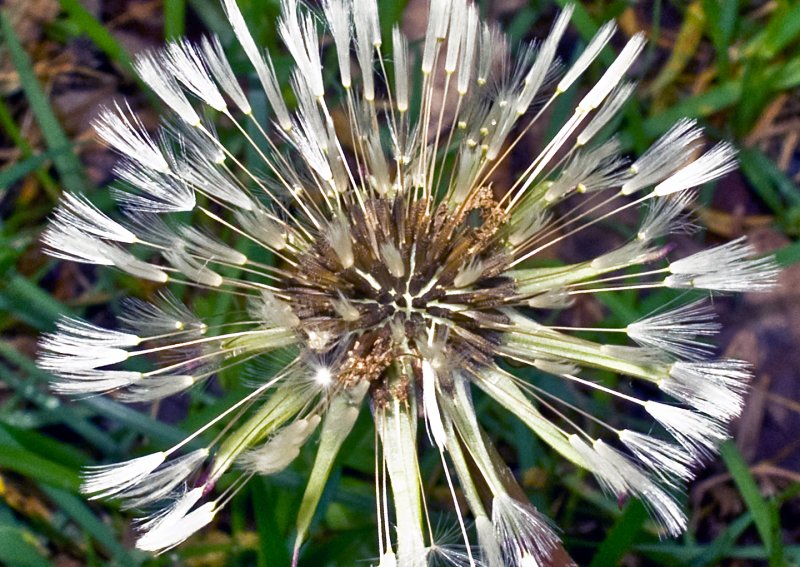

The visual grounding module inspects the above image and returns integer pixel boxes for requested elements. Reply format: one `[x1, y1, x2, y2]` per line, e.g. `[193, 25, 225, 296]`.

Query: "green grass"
[1, 0, 798, 566]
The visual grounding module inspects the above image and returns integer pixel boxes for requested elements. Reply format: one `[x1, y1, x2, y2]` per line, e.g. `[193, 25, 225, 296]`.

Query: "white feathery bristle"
[294, 328, 329, 352]
[476, 514, 503, 567]
[323, 0, 353, 89]
[119, 293, 200, 338]
[653, 142, 737, 196]
[292, 67, 327, 142]
[533, 359, 578, 376]
[200, 35, 252, 114]
[422, 0, 452, 74]
[300, 13, 326, 98]
[327, 218, 354, 269]
[577, 82, 636, 146]
[237, 415, 321, 475]
[113, 161, 196, 213]
[332, 292, 361, 321]
[457, 5, 478, 95]
[264, 51, 294, 131]
[575, 155, 631, 193]
[637, 190, 696, 242]
[41, 224, 168, 282]
[178, 225, 248, 265]
[165, 39, 227, 112]
[516, 5, 573, 114]
[454, 258, 485, 288]
[279, 6, 325, 99]
[486, 103, 520, 160]
[444, 0, 466, 74]
[600, 344, 671, 365]
[571, 436, 687, 535]
[101, 249, 168, 283]
[329, 124, 351, 192]
[352, 0, 383, 48]
[508, 209, 549, 248]
[119, 449, 209, 509]
[81, 452, 166, 498]
[288, 114, 333, 182]
[234, 206, 287, 251]
[527, 289, 573, 309]
[569, 435, 627, 495]
[248, 290, 301, 329]
[93, 103, 171, 173]
[491, 494, 557, 567]
[119, 374, 197, 403]
[593, 440, 687, 536]
[50, 369, 143, 396]
[126, 212, 177, 249]
[392, 27, 410, 112]
[366, 0, 380, 46]
[221, 0, 291, 129]
[626, 299, 719, 360]
[451, 147, 482, 202]
[38, 347, 129, 373]
[422, 360, 447, 450]
[136, 487, 216, 553]
[39, 319, 136, 372]
[661, 359, 751, 421]
[426, 542, 478, 567]
[135, 51, 201, 126]
[381, 242, 405, 278]
[477, 24, 502, 86]
[668, 237, 755, 275]
[578, 33, 645, 112]
[645, 401, 727, 458]
[665, 236, 780, 292]
[557, 20, 615, 94]
[365, 134, 391, 194]
[556, 139, 622, 191]
[621, 119, 704, 195]
[618, 429, 695, 483]
[177, 149, 254, 210]
[378, 551, 398, 567]
[55, 317, 141, 348]
[545, 139, 628, 201]
[167, 118, 225, 164]
[42, 224, 112, 265]
[434, 0, 452, 39]
[589, 239, 651, 270]
[62, 232, 169, 283]
[163, 248, 224, 287]
[52, 193, 137, 244]
[353, 0, 380, 98]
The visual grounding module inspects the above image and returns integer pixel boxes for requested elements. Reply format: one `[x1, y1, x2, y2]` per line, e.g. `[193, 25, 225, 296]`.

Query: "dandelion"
[38, 0, 779, 564]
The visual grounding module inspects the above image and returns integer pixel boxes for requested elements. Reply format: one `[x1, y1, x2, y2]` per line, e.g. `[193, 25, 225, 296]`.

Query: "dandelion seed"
[666, 236, 780, 292]
[135, 488, 217, 552]
[627, 299, 720, 360]
[39, 0, 778, 561]
[81, 452, 166, 499]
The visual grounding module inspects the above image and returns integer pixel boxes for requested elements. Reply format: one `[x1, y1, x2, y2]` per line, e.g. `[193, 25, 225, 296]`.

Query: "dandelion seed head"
[38, 0, 779, 561]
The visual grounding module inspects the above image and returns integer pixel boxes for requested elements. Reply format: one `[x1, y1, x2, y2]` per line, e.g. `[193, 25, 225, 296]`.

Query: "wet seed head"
[288, 194, 514, 401]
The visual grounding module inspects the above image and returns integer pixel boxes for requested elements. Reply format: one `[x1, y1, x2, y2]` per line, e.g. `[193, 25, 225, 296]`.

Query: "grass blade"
[58, 0, 135, 74]
[719, 441, 784, 567]
[0, 13, 87, 196]
[165, 0, 186, 39]
[589, 500, 648, 567]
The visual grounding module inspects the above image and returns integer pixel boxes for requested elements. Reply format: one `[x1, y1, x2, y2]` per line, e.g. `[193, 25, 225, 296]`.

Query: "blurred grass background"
[1, 0, 800, 565]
